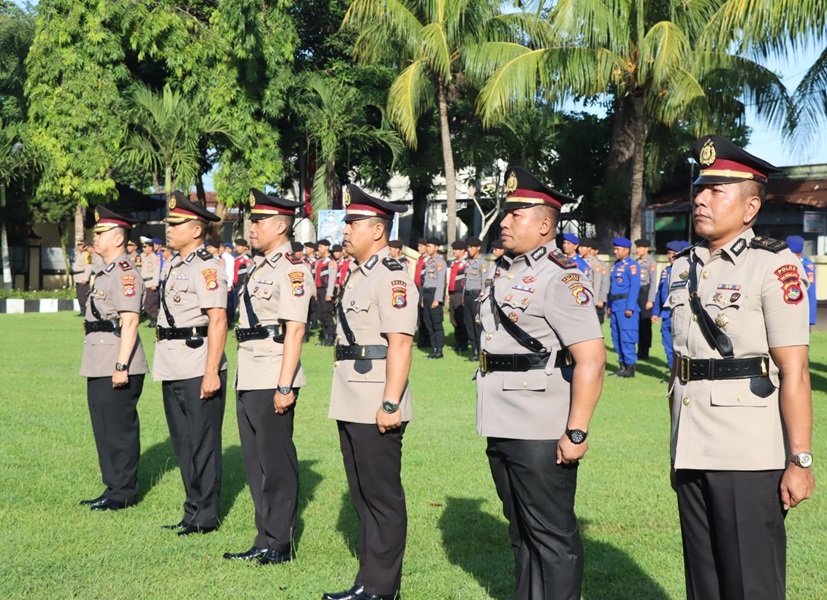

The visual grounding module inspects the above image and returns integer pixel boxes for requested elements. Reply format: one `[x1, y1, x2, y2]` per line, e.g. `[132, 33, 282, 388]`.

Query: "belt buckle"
[479, 350, 488, 373]
[155, 326, 161, 342]
[679, 356, 691, 383]
[760, 355, 768, 377]
[360, 345, 366, 359]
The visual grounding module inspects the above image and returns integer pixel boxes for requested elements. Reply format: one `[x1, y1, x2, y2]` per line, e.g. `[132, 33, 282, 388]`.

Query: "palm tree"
[295, 72, 405, 212]
[123, 83, 235, 200]
[469, 0, 792, 241]
[343, 0, 501, 246]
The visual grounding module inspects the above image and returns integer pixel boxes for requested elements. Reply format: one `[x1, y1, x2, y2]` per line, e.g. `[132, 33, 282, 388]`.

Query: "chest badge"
[173, 294, 181, 303]
[679, 271, 689, 280]
[715, 314, 729, 327]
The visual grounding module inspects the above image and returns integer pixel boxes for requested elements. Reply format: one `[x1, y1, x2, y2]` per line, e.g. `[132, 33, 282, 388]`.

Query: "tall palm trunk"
[629, 93, 648, 242]
[437, 77, 457, 247]
[165, 166, 172, 199]
[1, 185, 11, 290]
[598, 96, 636, 250]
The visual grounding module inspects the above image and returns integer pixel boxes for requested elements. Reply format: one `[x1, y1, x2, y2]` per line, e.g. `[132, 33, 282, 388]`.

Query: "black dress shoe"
[430, 351, 443, 359]
[178, 524, 217, 536]
[90, 497, 128, 511]
[256, 548, 295, 565]
[162, 520, 189, 530]
[352, 592, 398, 600]
[80, 494, 106, 506]
[223, 546, 268, 561]
[322, 585, 365, 600]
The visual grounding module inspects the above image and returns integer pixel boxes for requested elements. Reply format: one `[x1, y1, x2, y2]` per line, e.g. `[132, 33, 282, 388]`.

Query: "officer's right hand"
[624, 309, 633, 317]
[274, 389, 295, 414]
[605, 307, 611, 316]
[652, 315, 660, 323]
[670, 467, 678, 493]
[376, 408, 402, 433]
[200, 371, 221, 399]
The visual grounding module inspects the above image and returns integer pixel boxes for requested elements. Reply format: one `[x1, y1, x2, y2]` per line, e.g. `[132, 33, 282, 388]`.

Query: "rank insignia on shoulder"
[750, 237, 787, 253]
[285, 251, 303, 265]
[382, 257, 403, 271]
[548, 249, 577, 269]
[196, 248, 213, 261]
[118, 261, 132, 271]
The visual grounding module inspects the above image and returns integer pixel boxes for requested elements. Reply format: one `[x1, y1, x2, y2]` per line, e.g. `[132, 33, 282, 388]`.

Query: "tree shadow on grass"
[336, 490, 360, 557]
[438, 499, 671, 600]
[137, 437, 176, 501]
[806, 361, 827, 394]
[295, 459, 323, 548]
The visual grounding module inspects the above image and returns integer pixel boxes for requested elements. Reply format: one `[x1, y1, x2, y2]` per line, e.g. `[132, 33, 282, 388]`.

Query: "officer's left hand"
[645, 301, 653, 310]
[431, 300, 439, 309]
[780, 464, 815, 510]
[274, 389, 295, 414]
[200, 371, 221, 400]
[624, 309, 633, 318]
[556, 437, 588, 464]
[112, 370, 128, 388]
[376, 408, 402, 434]
[652, 315, 660, 324]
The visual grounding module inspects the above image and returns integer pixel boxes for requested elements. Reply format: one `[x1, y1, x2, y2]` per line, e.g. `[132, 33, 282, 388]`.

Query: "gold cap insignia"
[505, 171, 518, 194]
[699, 139, 716, 167]
[343, 187, 351, 207]
[169, 197, 177, 210]
[249, 191, 256, 207]
[94, 209, 100, 222]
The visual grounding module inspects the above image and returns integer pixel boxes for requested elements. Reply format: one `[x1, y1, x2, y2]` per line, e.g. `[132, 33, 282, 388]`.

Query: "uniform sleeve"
[628, 260, 641, 310]
[763, 251, 809, 348]
[600, 264, 610, 303]
[279, 264, 312, 323]
[378, 270, 418, 335]
[545, 269, 603, 347]
[112, 266, 145, 314]
[652, 273, 668, 317]
[647, 261, 658, 303]
[434, 257, 446, 298]
[195, 259, 228, 309]
[326, 262, 337, 297]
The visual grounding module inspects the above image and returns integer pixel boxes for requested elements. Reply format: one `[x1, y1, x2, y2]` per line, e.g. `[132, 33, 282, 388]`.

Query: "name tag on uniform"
[670, 280, 688, 289]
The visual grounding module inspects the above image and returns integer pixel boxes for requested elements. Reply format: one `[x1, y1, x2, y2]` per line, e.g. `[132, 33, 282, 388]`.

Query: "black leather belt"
[678, 355, 769, 383]
[84, 319, 121, 334]
[334, 344, 388, 360]
[608, 293, 628, 300]
[479, 350, 570, 373]
[235, 325, 284, 343]
[464, 289, 481, 295]
[156, 325, 209, 341]
[143, 277, 152, 281]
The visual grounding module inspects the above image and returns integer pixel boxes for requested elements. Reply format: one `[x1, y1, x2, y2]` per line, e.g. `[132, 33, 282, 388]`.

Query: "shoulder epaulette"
[750, 236, 787, 253]
[548, 249, 577, 269]
[382, 257, 403, 271]
[285, 251, 303, 265]
[674, 243, 699, 259]
[118, 260, 132, 271]
[196, 248, 213, 261]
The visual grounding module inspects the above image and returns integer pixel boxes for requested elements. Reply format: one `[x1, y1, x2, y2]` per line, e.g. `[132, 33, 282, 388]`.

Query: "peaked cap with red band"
[249, 188, 303, 221]
[163, 190, 221, 224]
[692, 135, 779, 186]
[93, 205, 138, 233]
[503, 166, 575, 210]
[343, 184, 406, 223]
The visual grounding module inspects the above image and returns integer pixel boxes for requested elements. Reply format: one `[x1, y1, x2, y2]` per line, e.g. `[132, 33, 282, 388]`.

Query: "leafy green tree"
[343, 0, 502, 247]
[469, 0, 791, 240]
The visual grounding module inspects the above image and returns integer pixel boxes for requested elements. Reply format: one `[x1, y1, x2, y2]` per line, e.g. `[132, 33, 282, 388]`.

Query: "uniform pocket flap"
[346, 360, 386, 383]
[502, 370, 547, 392]
[710, 379, 770, 407]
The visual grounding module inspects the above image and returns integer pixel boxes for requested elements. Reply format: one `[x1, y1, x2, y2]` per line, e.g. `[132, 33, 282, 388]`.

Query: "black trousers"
[236, 388, 298, 553]
[421, 288, 444, 350]
[318, 295, 335, 340]
[307, 296, 318, 330]
[144, 287, 159, 321]
[338, 421, 407, 596]
[676, 469, 786, 600]
[638, 285, 652, 356]
[416, 288, 430, 347]
[86, 375, 144, 504]
[448, 290, 468, 347]
[76, 282, 90, 313]
[162, 373, 227, 528]
[596, 306, 605, 325]
[463, 290, 482, 352]
[487, 438, 583, 600]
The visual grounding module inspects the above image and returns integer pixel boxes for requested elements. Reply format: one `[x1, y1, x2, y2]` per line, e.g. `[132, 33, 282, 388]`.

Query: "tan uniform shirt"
[152, 248, 228, 381]
[328, 246, 419, 424]
[140, 252, 160, 289]
[73, 251, 103, 284]
[79, 253, 148, 377]
[666, 229, 809, 470]
[235, 242, 314, 391]
[476, 242, 603, 440]
[638, 255, 658, 303]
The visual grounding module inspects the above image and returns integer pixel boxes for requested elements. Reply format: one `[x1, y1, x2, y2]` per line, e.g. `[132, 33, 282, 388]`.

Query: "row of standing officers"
[78, 135, 814, 600]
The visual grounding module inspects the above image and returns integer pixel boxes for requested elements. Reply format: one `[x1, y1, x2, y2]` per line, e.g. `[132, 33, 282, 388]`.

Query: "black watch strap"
[565, 428, 588, 444]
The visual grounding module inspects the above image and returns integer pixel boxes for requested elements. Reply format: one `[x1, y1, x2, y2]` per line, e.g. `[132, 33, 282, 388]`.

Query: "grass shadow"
[438, 497, 515, 600]
[219, 444, 247, 518]
[336, 490, 360, 558]
[295, 459, 323, 548]
[137, 437, 176, 501]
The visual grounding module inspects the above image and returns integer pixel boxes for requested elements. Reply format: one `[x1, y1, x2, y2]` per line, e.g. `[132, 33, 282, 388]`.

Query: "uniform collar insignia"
[184, 252, 196, 263]
[730, 238, 747, 257]
[364, 254, 379, 270]
[105, 263, 115, 273]
[267, 252, 283, 265]
[530, 246, 547, 261]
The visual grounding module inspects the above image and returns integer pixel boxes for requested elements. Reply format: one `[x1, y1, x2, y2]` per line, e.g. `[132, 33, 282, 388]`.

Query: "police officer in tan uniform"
[73, 240, 104, 315]
[140, 236, 161, 327]
[635, 239, 658, 359]
[421, 237, 447, 358]
[79, 207, 148, 511]
[463, 236, 486, 362]
[323, 185, 417, 600]
[667, 136, 815, 600]
[476, 167, 605, 600]
[153, 191, 228, 536]
[223, 189, 312, 565]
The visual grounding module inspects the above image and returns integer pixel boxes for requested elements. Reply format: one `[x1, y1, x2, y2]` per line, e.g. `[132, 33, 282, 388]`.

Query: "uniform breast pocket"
[169, 280, 190, 294]
[667, 288, 689, 338]
[705, 292, 746, 343]
[502, 370, 547, 392]
[252, 286, 274, 300]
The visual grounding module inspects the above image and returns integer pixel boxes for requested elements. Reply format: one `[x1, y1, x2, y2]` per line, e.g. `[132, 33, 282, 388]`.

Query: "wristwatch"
[790, 452, 813, 468]
[115, 362, 128, 372]
[381, 400, 400, 414]
[565, 428, 588, 445]
[277, 385, 292, 396]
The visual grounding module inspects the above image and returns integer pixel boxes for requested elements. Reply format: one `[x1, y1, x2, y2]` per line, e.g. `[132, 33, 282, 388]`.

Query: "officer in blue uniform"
[786, 235, 817, 328]
[652, 240, 689, 380]
[607, 237, 641, 377]
[561, 233, 591, 278]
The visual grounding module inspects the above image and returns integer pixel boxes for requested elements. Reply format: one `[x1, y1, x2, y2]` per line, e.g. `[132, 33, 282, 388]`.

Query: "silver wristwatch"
[381, 400, 400, 414]
[277, 385, 292, 395]
[115, 362, 128, 372]
[790, 452, 813, 468]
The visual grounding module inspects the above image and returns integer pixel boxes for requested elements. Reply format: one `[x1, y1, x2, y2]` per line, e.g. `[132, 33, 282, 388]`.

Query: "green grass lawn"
[0, 313, 824, 599]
